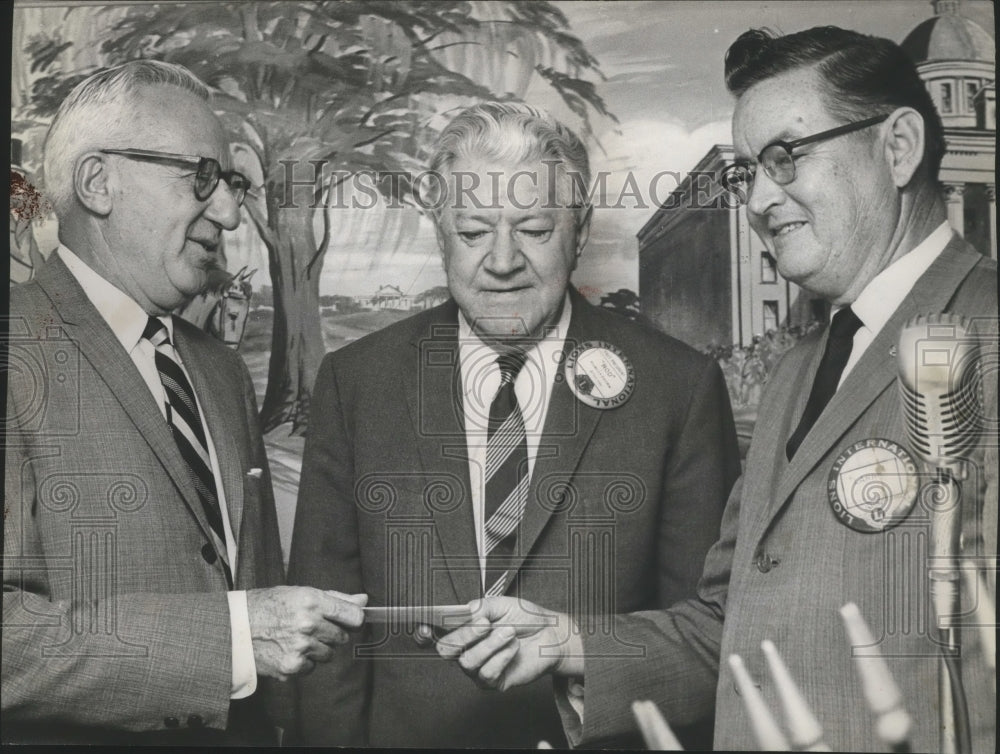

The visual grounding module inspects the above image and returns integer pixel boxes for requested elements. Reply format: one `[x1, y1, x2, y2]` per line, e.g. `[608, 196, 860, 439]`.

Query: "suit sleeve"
[286, 354, 371, 745]
[236, 359, 292, 729]
[654, 357, 741, 606]
[557, 356, 740, 746]
[570, 474, 743, 745]
[1, 396, 232, 731]
[238, 360, 284, 589]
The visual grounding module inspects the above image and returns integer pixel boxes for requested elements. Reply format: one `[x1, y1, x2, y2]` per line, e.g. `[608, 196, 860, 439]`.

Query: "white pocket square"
[246, 468, 263, 479]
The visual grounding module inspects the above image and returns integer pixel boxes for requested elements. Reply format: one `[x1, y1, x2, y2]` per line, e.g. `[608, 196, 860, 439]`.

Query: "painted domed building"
[901, 0, 996, 259]
[637, 0, 996, 352]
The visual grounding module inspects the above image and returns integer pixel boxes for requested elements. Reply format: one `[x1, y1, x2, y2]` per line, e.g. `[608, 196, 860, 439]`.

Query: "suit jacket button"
[164, 716, 180, 728]
[201, 543, 217, 565]
[733, 679, 761, 697]
[754, 553, 772, 573]
[187, 714, 205, 728]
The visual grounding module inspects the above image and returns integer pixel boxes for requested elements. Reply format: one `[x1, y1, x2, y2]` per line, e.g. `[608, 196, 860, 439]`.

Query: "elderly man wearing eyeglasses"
[432, 25, 997, 753]
[3, 60, 366, 745]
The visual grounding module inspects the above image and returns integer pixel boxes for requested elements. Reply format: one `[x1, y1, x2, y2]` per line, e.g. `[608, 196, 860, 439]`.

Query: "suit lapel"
[507, 291, 604, 582]
[763, 238, 982, 528]
[173, 323, 247, 545]
[35, 256, 223, 547]
[401, 303, 480, 603]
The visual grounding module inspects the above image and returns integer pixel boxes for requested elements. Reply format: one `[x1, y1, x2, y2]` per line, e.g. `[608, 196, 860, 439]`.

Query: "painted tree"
[24, 1, 615, 432]
[599, 288, 641, 320]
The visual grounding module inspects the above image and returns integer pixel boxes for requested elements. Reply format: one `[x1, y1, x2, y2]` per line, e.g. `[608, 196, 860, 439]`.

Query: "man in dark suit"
[2, 60, 365, 744]
[437, 28, 997, 752]
[288, 102, 741, 747]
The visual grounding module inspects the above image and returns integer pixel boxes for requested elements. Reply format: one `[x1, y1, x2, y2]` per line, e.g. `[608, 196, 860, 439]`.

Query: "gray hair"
[424, 101, 591, 217]
[43, 60, 211, 216]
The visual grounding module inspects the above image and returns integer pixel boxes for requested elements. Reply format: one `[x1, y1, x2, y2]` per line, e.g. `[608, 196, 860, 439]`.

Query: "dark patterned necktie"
[785, 306, 864, 461]
[144, 316, 233, 588]
[483, 351, 529, 597]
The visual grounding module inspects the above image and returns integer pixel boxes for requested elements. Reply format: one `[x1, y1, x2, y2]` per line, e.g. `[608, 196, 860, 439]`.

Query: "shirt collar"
[457, 291, 573, 364]
[57, 245, 173, 351]
[837, 221, 952, 333]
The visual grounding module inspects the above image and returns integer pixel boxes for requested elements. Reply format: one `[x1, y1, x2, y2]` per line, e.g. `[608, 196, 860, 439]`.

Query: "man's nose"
[204, 180, 242, 231]
[484, 230, 525, 275]
[746, 168, 785, 218]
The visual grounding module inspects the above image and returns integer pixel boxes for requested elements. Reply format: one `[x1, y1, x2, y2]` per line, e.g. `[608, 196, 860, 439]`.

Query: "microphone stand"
[897, 313, 980, 754]
[925, 471, 971, 754]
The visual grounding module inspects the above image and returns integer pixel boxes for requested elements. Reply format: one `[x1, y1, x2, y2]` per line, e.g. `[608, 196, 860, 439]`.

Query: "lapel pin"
[246, 468, 263, 479]
[827, 438, 918, 533]
[564, 340, 636, 410]
[889, 345, 898, 357]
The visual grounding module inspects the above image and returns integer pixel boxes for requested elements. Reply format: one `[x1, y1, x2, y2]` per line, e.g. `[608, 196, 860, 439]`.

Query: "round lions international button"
[564, 341, 635, 410]
[827, 438, 919, 532]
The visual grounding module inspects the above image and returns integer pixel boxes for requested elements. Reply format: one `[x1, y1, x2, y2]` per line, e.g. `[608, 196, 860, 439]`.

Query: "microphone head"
[897, 313, 982, 475]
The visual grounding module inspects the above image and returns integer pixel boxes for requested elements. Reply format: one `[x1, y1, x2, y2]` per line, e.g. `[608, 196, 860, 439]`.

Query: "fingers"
[477, 636, 521, 689]
[469, 596, 509, 622]
[457, 625, 517, 676]
[436, 621, 493, 659]
[328, 590, 369, 606]
[317, 590, 367, 628]
[414, 623, 435, 647]
[305, 639, 336, 664]
[310, 619, 351, 647]
[248, 586, 367, 680]
[279, 656, 316, 680]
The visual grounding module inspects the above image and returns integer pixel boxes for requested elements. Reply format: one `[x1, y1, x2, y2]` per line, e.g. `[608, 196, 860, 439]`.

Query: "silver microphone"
[896, 313, 982, 620]
[897, 313, 982, 479]
[896, 312, 982, 754]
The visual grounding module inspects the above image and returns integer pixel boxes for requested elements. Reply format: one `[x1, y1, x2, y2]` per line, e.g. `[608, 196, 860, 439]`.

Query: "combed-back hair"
[724, 26, 945, 179]
[425, 101, 591, 217]
[43, 60, 211, 215]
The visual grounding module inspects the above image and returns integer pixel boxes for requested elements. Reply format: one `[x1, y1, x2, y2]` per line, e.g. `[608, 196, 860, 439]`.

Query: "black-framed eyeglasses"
[100, 148, 252, 205]
[720, 114, 890, 204]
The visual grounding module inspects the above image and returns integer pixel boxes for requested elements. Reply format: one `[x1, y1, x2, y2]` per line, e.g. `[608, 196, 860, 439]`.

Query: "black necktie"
[483, 351, 529, 597]
[785, 307, 863, 461]
[144, 316, 233, 588]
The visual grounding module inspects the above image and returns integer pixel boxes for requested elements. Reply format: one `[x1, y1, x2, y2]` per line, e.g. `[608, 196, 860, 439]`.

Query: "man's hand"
[432, 597, 583, 691]
[246, 586, 367, 680]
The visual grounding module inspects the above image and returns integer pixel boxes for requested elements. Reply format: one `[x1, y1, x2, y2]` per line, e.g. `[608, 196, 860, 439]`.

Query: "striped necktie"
[483, 351, 529, 598]
[143, 316, 233, 588]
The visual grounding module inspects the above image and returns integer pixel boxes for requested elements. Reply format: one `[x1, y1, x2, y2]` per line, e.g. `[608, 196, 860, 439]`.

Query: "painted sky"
[12, 1, 995, 300]
[311, 0, 994, 300]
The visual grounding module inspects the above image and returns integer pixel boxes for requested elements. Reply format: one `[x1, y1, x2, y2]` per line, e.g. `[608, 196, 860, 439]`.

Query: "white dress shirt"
[58, 245, 256, 698]
[458, 293, 572, 589]
[838, 221, 952, 386]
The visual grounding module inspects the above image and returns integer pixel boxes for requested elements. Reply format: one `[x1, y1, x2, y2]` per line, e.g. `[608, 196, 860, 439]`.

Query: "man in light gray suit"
[434, 26, 997, 752]
[2, 60, 365, 745]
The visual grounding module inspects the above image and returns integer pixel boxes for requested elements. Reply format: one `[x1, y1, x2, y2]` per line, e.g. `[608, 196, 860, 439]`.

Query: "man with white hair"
[3, 60, 366, 745]
[288, 101, 741, 747]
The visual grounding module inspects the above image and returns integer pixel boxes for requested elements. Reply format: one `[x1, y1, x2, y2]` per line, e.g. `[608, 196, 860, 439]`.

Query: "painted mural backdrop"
[10, 0, 995, 551]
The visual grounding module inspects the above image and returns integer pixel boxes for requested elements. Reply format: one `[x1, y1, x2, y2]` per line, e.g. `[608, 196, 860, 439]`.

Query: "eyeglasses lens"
[194, 158, 221, 201]
[227, 175, 250, 205]
[761, 145, 795, 185]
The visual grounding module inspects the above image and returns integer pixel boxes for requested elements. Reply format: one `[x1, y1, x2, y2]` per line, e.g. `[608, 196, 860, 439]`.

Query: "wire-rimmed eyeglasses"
[720, 114, 890, 204]
[100, 148, 252, 205]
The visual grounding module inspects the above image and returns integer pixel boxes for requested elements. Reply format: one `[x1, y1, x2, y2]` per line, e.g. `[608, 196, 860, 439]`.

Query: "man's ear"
[882, 107, 925, 189]
[74, 152, 113, 216]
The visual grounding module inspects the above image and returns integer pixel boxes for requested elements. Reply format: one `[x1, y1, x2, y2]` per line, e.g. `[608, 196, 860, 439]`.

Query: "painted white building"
[638, 0, 995, 349]
[902, 0, 996, 259]
[356, 284, 416, 311]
